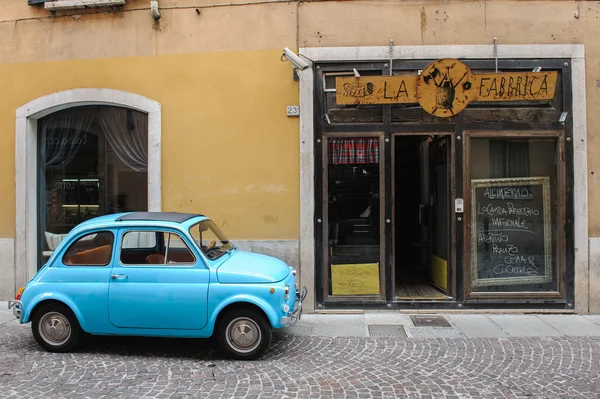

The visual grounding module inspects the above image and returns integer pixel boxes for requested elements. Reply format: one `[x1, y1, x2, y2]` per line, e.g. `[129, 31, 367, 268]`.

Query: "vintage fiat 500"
[8, 212, 306, 360]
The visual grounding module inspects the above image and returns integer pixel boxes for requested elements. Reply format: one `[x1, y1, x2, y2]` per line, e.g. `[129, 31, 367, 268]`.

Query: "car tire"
[31, 303, 81, 353]
[217, 308, 272, 360]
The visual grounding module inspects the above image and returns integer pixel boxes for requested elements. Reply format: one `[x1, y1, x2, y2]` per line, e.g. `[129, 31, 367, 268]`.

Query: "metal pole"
[389, 39, 393, 76]
[493, 37, 498, 73]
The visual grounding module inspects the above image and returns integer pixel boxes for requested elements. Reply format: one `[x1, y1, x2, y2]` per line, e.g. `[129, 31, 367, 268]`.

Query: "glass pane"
[63, 231, 114, 266]
[39, 106, 148, 268]
[120, 231, 194, 265]
[327, 137, 381, 296]
[469, 138, 558, 293]
[122, 231, 156, 249]
[189, 220, 234, 261]
[165, 233, 195, 264]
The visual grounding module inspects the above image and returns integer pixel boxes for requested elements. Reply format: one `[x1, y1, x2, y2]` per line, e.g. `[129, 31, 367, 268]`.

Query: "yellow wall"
[0, 50, 300, 239]
[3, 0, 600, 239]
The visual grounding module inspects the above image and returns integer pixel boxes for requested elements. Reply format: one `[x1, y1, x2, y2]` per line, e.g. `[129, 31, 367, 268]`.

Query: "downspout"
[296, 0, 303, 51]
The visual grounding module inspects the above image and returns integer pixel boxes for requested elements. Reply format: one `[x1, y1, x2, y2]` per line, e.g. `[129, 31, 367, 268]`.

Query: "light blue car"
[8, 212, 306, 360]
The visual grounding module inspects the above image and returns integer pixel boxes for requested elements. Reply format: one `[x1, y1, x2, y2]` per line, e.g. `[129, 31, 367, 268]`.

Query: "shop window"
[469, 137, 559, 294]
[38, 106, 148, 268]
[63, 231, 114, 266]
[120, 231, 195, 265]
[325, 136, 382, 297]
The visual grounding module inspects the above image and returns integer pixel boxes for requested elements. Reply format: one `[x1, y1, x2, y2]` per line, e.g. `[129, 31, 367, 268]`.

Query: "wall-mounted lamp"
[150, 0, 160, 20]
[532, 66, 542, 72]
[353, 68, 361, 78]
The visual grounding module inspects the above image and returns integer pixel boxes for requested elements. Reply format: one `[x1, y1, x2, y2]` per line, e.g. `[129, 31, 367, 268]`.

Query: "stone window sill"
[45, 0, 126, 11]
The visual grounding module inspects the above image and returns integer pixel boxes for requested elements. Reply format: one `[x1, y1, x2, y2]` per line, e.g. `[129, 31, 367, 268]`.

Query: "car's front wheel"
[31, 303, 81, 353]
[217, 308, 272, 360]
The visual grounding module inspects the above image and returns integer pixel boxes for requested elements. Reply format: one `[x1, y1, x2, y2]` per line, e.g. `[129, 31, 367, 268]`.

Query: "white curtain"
[40, 108, 95, 169]
[97, 107, 148, 172]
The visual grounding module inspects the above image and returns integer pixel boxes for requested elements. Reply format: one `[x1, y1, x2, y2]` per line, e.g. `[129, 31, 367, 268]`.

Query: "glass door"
[322, 134, 385, 301]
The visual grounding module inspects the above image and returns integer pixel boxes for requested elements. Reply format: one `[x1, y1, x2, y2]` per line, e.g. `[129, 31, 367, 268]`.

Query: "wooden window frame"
[321, 132, 386, 303]
[463, 130, 566, 300]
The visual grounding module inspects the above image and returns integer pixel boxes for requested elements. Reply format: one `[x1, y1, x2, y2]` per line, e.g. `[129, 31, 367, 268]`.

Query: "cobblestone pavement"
[1, 323, 599, 399]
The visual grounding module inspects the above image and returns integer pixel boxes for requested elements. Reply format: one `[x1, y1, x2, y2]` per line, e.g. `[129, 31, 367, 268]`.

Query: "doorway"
[393, 134, 451, 299]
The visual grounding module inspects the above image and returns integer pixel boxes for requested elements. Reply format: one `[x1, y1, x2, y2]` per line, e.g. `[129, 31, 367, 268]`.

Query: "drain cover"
[368, 325, 407, 337]
[411, 315, 451, 327]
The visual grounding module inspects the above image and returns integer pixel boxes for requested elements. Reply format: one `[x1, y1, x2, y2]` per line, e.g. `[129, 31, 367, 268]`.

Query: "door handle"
[111, 274, 128, 279]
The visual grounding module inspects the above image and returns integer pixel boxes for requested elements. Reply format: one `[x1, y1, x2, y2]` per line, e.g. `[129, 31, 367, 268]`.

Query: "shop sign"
[470, 177, 553, 288]
[335, 58, 558, 117]
[331, 263, 380, 295]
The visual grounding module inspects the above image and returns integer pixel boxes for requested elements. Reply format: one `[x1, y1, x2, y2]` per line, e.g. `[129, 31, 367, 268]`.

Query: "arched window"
[38, 105, 148, 267]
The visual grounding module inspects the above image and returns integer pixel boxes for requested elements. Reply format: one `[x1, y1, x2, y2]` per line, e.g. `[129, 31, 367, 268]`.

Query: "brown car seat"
[145, 253, 165, 264]
[63, 245, 112, 265]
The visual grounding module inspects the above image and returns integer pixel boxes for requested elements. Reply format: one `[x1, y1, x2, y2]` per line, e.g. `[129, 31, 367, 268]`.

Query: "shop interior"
[394, 135, 450, 299]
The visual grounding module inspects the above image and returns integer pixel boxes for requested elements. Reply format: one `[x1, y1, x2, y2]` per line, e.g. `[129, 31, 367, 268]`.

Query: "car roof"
[71, 212, 208, 233]
[115, 212, 202, 223]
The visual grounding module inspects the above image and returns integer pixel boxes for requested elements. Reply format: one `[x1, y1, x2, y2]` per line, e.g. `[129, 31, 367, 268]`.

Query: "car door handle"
[111, 274, 128, 280]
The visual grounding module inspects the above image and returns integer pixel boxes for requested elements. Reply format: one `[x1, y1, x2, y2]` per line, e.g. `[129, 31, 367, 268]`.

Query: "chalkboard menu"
[470, 177, 552, 288]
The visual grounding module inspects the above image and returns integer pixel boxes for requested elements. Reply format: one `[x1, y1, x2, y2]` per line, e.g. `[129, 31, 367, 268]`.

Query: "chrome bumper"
[280, 286, 307, 326]
[8, 300, 23, 322]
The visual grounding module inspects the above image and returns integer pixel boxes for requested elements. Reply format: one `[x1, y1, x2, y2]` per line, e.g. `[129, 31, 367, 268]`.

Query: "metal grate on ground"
[368, 325, 407, 337]
[410, 315, 451, 327]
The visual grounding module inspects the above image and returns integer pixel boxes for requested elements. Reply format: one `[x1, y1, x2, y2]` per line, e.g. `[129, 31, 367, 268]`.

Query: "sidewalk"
[281, 312, 600, 338]
[3, 301, 600, 339]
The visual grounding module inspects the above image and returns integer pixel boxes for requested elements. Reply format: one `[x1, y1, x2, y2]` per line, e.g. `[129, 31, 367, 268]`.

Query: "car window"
[120, 230, 195, 265]
[121, 231, 156, 249]
[63, 231, 114, 266]
[189, 220, 234, 261]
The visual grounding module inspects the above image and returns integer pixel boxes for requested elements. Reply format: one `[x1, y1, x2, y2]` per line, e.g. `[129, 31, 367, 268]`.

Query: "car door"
[108, 228, 210, 330]
[57, 229, 116, 331]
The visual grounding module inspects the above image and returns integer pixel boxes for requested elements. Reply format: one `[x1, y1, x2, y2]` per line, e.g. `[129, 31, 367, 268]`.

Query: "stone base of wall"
[0, 239, 14, 300]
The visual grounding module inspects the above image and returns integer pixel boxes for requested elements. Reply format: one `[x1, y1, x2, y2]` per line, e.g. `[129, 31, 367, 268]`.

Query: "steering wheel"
[206, 240, 217, 250]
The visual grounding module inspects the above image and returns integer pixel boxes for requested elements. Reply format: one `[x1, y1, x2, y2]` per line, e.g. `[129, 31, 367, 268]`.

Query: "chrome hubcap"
[39, 312, 71, 346]
[226, 317, 261, 354]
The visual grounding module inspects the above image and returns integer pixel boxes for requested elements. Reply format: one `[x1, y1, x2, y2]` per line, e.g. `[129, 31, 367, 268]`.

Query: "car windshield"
[189, 220, 235, 260]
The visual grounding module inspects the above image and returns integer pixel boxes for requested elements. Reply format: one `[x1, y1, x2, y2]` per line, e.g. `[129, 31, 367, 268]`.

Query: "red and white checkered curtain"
[328, 138, 379, 164]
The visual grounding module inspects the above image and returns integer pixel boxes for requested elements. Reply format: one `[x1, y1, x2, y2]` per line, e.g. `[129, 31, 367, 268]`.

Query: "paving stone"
[487, 315, 563, 337]
[405, 326, 465, 339]
[363, 312, 414, 326]
[538, 315, 600, 336]
[583, 315, 600, 326]
[312, 321, 367, 337]
[447, 315, 508, 338]
[278, 322, 314, 336]
[2, 320, 600, 398]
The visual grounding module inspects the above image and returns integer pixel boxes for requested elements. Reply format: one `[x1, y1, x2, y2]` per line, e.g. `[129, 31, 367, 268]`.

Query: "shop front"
[299, 45, 585, 311]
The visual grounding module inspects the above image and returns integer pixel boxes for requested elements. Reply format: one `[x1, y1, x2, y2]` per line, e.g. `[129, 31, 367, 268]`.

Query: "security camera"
[282, 47, 310, 71]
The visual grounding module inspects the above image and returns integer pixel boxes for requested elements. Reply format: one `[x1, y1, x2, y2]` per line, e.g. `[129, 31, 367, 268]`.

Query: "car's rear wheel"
[31, 303, 81, 353]
[217, 308, 272, 360]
